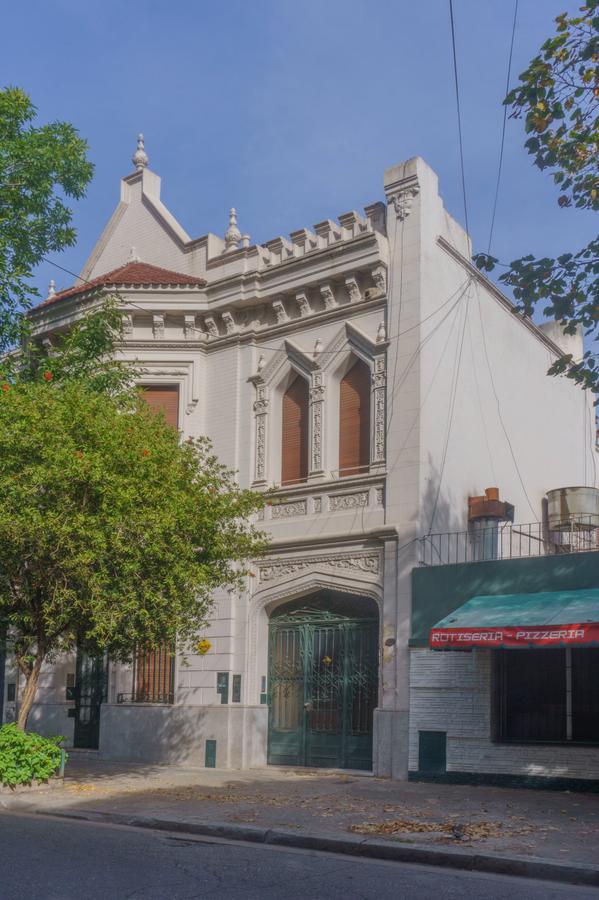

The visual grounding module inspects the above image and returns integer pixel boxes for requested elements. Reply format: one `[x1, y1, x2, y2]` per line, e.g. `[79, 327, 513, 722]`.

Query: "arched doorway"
[267, 592, 379, 770]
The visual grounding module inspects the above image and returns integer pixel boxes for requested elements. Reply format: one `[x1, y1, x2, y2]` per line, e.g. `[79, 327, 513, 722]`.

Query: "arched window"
[281, 375, 309, 485]
[339, 359, 371, 476]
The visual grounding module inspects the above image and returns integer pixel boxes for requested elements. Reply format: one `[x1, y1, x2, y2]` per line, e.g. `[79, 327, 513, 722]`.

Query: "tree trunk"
[16, 655, 44, 731]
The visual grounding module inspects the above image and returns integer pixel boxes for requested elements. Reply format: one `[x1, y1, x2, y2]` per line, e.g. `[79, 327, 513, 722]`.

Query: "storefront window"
[494, 648, 599, 744]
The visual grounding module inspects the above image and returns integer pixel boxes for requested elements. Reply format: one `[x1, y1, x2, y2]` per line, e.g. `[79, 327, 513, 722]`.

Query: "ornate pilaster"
[309, 370, 325, 476]
[372, 354, 387, 465]
[252, 383, 269, 485]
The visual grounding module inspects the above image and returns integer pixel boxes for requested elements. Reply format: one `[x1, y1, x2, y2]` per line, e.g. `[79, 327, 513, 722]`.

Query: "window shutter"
[339, 360, 371, 476]
[281, 376, 309, 485]
[141, 385, 179, 428]
[134, 644, 175, 703]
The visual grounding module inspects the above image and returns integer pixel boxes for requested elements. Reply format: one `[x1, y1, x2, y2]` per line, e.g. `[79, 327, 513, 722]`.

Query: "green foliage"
[474, 4, 599, 392]
[0, 379, 266, 726]
[6, 295, 138, 400]
[0, 87, 93, 352]
[0, 723, 64, 786]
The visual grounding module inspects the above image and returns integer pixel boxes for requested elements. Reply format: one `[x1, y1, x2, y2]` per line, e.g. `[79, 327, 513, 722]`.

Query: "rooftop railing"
[419, 516, 599, 567]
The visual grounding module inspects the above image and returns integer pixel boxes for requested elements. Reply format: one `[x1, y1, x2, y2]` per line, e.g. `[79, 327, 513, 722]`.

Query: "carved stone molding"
[345, 275, 361, 303]
[372, 354, 387, 463]
[388, 186, 420, 221]
[320, 283, 336, 310]
[296, 290, 311, 318]
[152, 314, 165, 339]
[204, 315, 219, 338]
[309, 370, 325, 474]
[271, 499, 307, 519]
[183, 315, 196, 338]
[371, 265, 387, 295]
[222, 311, 237, 334]
[329, 491, 369, 511]
[258, 550, 381, 583]
[272, 299, 288, 324]
[253, 384, 269, 483]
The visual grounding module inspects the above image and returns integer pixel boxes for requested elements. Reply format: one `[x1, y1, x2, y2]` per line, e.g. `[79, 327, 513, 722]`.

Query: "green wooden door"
[267, 603, 378, 770]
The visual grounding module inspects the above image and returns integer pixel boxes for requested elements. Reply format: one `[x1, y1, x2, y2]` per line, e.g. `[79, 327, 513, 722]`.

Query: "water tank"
[547, 486, 599, 530]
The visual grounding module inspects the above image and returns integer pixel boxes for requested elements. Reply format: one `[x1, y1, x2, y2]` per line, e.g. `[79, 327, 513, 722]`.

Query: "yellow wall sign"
[197, 638, 212, 655]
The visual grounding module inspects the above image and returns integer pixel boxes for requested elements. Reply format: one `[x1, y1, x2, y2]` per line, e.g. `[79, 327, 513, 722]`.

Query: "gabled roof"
[38, 261, 206, 308]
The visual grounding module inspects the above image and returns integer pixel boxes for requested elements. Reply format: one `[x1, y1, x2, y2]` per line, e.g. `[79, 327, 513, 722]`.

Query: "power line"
[427, 282, 471, 533]
[39, 255, 470, 360]
[487, 0, 519, 255]
[385, 282, 466, 481]
[448, 0, 470, 238]
[474, 281, 538, 519]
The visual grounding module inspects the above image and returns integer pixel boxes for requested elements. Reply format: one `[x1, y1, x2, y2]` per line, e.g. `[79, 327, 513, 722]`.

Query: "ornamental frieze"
[259, 551, 381, 583]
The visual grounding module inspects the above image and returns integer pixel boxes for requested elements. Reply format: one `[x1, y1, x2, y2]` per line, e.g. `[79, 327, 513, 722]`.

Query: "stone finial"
[377, 321, 387, 343]
[257, 354, 266, 373]
[127, 245, 140, 263]
[48, 279, 56, 297]
[314, 339, 323, 358]
[241, 234, 251, 249]
[132, 134, 149, 171]
[224, 207, 241, 253]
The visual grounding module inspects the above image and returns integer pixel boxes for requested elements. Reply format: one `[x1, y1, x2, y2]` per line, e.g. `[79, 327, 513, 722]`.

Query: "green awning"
[429, 588, 599, 649]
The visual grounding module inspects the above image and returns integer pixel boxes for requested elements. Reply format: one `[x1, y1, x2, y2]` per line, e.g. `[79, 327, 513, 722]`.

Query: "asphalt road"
[0, 812, 596, 900]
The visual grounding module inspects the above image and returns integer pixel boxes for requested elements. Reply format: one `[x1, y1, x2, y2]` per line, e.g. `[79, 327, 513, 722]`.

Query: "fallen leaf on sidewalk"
[349, 819, 534, 841]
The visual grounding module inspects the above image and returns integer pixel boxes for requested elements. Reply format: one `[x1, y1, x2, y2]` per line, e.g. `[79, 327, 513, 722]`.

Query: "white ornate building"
[2, 138, 596, 780]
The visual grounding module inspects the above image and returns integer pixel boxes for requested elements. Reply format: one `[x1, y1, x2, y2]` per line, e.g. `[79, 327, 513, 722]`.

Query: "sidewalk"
[4, 755, 599, 885]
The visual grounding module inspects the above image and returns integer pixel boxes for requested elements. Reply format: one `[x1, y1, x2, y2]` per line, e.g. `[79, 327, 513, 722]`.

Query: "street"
[0, 812, 596, 900]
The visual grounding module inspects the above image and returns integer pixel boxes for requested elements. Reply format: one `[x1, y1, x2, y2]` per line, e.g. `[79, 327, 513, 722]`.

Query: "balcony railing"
[117, 691, 174, 705]
[419, 516, 599, 567]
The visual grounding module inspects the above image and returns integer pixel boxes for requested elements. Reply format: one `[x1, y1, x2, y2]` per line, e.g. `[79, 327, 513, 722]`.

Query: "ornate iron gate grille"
[268, 603, 378, 770]
[73, 650, 107, 750]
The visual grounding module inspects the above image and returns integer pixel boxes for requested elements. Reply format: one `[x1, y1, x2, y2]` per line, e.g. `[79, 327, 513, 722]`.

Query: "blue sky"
[3, 0, 596, 298]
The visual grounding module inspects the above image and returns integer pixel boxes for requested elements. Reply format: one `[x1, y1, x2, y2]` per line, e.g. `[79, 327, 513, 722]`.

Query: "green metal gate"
[73, 650, 107, 750]
[267, 600, 378, 770]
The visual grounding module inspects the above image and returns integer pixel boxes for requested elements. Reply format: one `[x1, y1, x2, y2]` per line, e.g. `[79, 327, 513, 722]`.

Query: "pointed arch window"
[339, 359, 371, 476]
[281, 375, 309, 485]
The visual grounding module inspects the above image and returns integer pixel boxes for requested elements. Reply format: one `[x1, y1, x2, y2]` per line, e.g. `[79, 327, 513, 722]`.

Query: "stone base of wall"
[373, 708, 409, 779]
[98, 703, 268, 769]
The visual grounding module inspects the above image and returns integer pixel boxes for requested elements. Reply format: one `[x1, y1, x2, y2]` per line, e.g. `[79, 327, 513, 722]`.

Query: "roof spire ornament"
[48, 279, 56, 297]
[224, 207, 241, 253]
[132, 133, 149, 171]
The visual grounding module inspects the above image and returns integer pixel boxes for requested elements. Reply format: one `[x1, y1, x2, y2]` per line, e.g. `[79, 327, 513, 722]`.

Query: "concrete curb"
[31, 807, 599, 888]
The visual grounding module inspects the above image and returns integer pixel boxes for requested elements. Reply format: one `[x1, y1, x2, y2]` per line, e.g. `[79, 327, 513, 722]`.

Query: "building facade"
[3, 141, 597, 781]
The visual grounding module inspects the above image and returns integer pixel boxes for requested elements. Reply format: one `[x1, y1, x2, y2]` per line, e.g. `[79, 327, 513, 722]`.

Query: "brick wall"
[409, 649, 599, 780]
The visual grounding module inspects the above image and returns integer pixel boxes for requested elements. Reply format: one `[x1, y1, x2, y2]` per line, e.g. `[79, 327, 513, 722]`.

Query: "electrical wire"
[384, 281, 466, 482]
[448, 0, 470, 238]
[474, 281, 538, 519]
[427, 282, 471, 533]
[39, 255, 470, 360]
[487, 0, 519, 255]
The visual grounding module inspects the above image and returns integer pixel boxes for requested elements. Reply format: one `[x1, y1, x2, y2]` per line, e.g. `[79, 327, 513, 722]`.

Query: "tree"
[0, 377, 265, 730]
[474, 3, 599, 391]
[0, 87, 93, 352]
[11, 294, 136, 399]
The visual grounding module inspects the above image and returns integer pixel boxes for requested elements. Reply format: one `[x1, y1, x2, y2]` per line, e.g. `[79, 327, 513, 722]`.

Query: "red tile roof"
[39, 261, 206, 307]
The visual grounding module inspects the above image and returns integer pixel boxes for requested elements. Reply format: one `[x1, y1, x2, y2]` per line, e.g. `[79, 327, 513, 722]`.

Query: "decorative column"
[252, 383, 269, 485]
[309, 370, 325, 478]
[371, 354, 387, 467]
